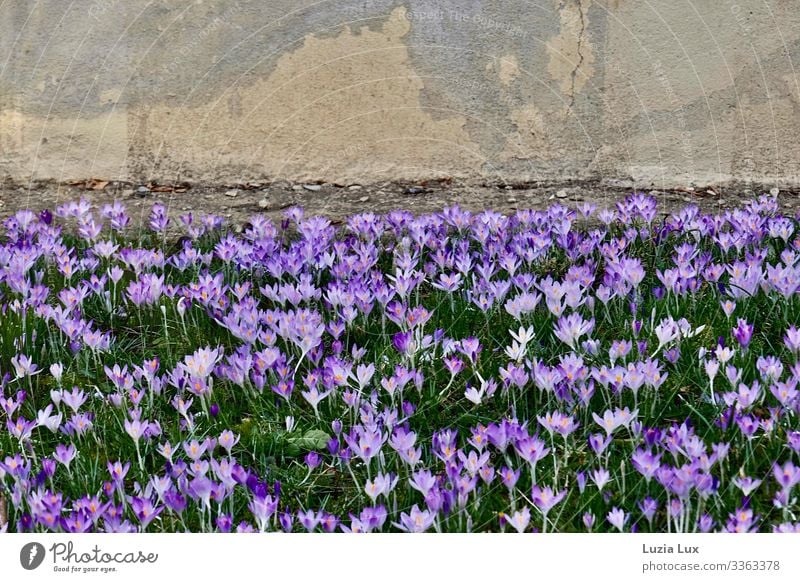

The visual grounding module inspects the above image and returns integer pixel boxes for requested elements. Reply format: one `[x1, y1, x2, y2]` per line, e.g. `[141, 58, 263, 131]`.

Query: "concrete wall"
[2, 0, 799, 189]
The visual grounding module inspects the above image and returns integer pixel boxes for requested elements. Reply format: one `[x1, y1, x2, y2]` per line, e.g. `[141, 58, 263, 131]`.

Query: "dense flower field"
[1, 194, 800, 533]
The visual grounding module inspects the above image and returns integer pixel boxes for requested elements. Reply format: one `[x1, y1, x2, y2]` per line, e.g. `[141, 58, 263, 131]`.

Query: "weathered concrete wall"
[2, 1, 799, 188]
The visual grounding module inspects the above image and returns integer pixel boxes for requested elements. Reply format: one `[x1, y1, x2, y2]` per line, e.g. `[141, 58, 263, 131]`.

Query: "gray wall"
[2, 0, 799, 188]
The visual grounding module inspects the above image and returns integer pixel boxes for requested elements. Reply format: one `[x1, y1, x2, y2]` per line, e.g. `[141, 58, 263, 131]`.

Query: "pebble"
[348, 185, 363, 191]
[508, 197, 517, 203]
[257, 198, 269, 209]
[291, 184, 303, 191]
[121, 189, 134, 197]
[770, 187, 780, 196]
[303, 184, 322, 192]
[556, 189, 568, 199]
[224, 189, 239, 198]
[136, 185, 150, 195]
[358, 196, 370, 203]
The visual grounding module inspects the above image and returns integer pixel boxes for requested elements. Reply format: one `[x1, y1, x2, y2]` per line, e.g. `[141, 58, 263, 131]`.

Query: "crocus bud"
[305, 451, 321, 470]
[50, 363, 64, 384]
[583, 512, 595, 530]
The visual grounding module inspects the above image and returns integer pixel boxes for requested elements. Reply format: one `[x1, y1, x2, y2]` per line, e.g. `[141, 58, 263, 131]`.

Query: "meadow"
[1, 193, 799, 533]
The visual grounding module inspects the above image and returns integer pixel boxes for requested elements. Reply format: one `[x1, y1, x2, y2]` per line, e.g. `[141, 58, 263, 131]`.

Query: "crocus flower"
[179, 347, 222, 378]
[395, 505, 436, 533]
[773, 461, 800, 492]
[531, 486, 566, 516]
[507, 507, 530, 533]
[537, 411, 579, 438]
[732, 318, 754, 350]
[54, 443, 77, 468]
[784, 326, 800, 354]
[607, 507, 627, 532]
[553, 313, 594, 349]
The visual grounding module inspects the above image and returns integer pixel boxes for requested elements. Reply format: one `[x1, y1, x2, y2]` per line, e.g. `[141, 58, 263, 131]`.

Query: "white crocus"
[510, 325, 536, 346]
[505, 325, 535, 362]
[464, 384, 485, 405]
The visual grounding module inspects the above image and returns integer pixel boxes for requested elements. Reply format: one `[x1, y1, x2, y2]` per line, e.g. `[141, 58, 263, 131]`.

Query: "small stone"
[556, 189, 568, 199]
[292, 184, 303, 191]
[348, 185, 363, 191]
[376, 190, 385, 196]
[358, 196, 370, 203]
[257, 198, 269, 209]
[303, 184, 322, 192]
[136, 185, 150, 195]
[225, 189, 239, 198]
[508, 197, 517, 203]
[770, 187, 780, 196]
[122, 189, 134, 197]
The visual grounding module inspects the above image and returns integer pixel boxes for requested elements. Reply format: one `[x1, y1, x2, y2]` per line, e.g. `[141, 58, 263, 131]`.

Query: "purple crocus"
[507, 507, 531, 533]
[607, 507, 627, 532]
[395, 505, 436, 533]
[732, 318, 754, 350]
[531, 486, 566, 516]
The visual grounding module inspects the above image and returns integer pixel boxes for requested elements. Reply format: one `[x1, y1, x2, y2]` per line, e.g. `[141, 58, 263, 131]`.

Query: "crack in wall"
[567, 0, 587, 112]
[547, 0, 594, 112]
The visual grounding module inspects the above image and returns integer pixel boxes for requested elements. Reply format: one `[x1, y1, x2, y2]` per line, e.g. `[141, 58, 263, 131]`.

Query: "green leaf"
[286, 429, 331, 453]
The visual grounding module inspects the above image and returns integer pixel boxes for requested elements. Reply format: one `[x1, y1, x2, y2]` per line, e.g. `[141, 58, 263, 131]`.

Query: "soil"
[1, 178, 798, 230]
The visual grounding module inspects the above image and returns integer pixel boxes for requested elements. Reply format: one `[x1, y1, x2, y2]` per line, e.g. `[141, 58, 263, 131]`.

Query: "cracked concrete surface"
[548, 0, 592, 113]
[2, 1, 800, 190]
